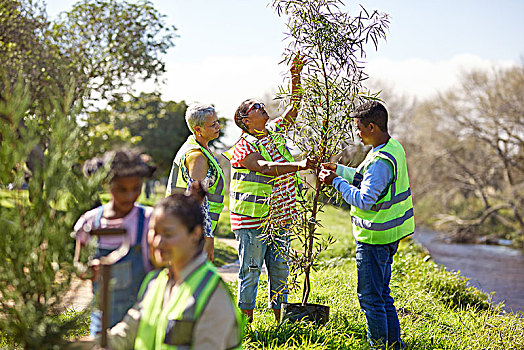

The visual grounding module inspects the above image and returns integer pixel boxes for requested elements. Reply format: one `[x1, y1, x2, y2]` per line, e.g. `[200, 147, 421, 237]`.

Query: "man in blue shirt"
[319, 101, 414, 350]
[325, 145, 392, 211]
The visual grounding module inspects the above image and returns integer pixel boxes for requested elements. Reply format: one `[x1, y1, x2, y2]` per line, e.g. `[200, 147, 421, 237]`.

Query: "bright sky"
[46, 0, 523, 143]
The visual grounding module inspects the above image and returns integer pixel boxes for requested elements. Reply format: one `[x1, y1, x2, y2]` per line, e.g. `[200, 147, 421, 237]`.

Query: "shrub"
[0, 81, 105, 349]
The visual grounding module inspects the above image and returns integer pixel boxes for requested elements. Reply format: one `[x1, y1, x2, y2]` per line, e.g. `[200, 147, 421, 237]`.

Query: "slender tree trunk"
[302, 65, 330, 305]
[302, 177, 322, 305]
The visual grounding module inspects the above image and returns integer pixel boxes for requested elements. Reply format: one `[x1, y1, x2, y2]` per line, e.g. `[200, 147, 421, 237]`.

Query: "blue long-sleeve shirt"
[332, 143, 392, 211]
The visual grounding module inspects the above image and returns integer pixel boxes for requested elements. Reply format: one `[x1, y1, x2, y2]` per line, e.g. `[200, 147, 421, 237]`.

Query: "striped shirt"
[229, 118, 297, 230]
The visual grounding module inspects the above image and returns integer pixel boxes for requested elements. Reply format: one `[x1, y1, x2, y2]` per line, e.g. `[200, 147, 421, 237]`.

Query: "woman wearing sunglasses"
[224, 54, 316, 323]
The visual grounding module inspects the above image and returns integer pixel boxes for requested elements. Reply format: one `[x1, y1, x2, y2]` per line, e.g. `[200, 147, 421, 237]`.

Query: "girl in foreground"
[93, 182, 243, 349]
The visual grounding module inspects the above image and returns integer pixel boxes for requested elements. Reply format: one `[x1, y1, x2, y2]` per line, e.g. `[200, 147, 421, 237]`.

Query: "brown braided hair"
[233, 99, 254, 133]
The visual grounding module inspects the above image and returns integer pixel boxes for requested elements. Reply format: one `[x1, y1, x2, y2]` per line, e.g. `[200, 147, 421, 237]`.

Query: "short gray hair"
[185, 103, 216, 134]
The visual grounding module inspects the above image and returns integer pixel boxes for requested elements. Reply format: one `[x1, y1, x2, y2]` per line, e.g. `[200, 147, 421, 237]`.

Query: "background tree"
[52, 0, 177, 104]
[0, 80, 106, 349]
[1, 0, 177, 165]
[0, 0, 64, 116]
[84, 93, 227, 176]
[85, 93, 188, 175]
[77, 113, 141, 163]
[270, 0, 389, 306]
[1, 0, 176, 133]
[406, 65, 524, 246]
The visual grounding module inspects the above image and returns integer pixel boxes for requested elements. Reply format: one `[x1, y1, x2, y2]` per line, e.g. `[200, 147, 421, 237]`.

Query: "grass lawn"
[237, 205, 524, 349]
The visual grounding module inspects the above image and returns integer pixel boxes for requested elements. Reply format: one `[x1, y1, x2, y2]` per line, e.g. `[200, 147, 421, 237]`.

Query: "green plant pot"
[281, 302, 329, 325]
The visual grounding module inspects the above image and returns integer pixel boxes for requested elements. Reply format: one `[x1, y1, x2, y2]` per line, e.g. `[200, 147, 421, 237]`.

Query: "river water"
[414, 227, 524, 314]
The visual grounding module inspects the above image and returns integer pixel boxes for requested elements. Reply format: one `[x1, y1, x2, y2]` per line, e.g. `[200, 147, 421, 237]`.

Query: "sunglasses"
[244, 102, 265, 116]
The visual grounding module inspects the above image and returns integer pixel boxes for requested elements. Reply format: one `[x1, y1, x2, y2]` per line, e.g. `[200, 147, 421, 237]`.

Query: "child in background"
[73, 149, 156, 336]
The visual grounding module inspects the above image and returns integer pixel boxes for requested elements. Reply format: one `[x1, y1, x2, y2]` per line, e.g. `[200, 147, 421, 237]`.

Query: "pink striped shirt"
[229, 118, 297, 231]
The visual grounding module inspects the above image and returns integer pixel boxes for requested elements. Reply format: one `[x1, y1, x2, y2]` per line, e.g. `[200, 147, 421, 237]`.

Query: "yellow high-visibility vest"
[350, 138, 414, 244]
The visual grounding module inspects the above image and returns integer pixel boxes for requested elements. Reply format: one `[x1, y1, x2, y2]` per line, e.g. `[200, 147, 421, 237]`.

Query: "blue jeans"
[90, 246, 147, 336]
[356, 240, 404, 350]
[234, 227, 289, 310]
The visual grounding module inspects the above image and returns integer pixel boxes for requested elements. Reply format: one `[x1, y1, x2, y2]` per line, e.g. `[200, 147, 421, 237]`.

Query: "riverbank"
[415, 227, 524, 314]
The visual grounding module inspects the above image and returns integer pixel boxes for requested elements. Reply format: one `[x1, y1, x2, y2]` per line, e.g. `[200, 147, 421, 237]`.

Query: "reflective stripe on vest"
[225, 131, 296, 218]
[134, 262, 243, 349]
[168, 136, 225, 232]
[350, 138, 414, 244]
[232, 171, 273, 185]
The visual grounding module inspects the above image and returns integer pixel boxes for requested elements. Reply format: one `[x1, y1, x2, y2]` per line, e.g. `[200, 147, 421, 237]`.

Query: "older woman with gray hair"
[166, 103, 225, 261]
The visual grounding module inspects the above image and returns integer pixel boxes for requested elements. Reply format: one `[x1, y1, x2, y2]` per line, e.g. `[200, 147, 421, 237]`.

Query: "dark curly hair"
[84, 148, 156, 181]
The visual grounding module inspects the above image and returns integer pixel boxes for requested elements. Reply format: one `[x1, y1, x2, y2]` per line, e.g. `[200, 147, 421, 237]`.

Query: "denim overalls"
[90, 205, 147, 336]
